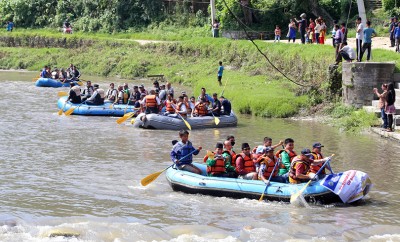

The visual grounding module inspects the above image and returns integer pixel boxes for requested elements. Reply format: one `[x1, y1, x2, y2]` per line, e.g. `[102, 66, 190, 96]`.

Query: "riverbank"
[1, 29, 397, 131]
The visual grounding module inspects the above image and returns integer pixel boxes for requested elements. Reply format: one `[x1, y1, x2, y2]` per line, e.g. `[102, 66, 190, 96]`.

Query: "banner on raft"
[320, 170, 373, 203]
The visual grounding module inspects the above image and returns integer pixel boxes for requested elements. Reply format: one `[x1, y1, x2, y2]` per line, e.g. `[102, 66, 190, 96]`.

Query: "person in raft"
[206, 142, 236, 177]
[170, 130, 202, 174]
[235, 143, 258, 180]
[288, 148, 330, 184]
[85, 84, 105, 105]
[257, 146, 286, 184]
[275, 138, 297, 180]
[66, 82, 82, 104]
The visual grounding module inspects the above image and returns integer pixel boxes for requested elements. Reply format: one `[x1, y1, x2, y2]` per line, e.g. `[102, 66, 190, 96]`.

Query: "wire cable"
[221, 0, 312, 87]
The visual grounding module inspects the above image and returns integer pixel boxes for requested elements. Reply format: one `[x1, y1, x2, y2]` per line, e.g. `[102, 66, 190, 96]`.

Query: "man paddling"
[170, 130, 202, 174]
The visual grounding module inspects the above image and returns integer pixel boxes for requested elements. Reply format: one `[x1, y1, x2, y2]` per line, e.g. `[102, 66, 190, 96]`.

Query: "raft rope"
[221, 0, 312, 87]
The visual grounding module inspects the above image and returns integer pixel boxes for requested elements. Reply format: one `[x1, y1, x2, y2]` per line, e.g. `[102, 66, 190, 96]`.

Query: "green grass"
[0, 28, 398, 122]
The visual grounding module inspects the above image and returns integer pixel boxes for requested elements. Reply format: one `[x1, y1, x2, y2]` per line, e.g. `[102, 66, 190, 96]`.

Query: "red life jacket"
[310, 152, 325, 175]
[195, 103, 208, 116]
[289, 156, 311, 184]
[258, 155, 278, 178]
[165, 100, 175, 113]
[145, 95, 157, 108]
[206, 155, 226, 175]
[235, 153, 255, 173]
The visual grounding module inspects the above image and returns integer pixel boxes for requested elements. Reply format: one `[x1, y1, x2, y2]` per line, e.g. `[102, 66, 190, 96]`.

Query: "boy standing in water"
[170, 130, 202, 174]
[217, 61, 224, 86]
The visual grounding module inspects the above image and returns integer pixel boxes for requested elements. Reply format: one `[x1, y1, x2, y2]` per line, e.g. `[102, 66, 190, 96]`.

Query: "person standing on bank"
[373, 84, 388, 130]
[170, 130, 202, 174]
[356, 17, 364, 62]
[385, 83, 396, 132]
[295, 13, 307, 44]
[217, 61, 224, 86]
[212, 19, 220, 38]
[360, 21, 377, 62]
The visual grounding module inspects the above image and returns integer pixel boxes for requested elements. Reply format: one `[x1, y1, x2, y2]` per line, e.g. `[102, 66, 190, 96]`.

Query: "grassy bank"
[0, 29, 395, 126]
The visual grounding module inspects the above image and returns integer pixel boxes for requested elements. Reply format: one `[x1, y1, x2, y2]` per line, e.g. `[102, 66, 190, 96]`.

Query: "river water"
[0, 71, 400, 241]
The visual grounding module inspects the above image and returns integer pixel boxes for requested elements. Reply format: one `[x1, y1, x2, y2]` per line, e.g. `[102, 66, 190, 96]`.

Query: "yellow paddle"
[259, 158, 280, 202]
[58, 91, 68, 97]
[211, 111, 220, 125]
[290, 154, 335, 204]
[172, 104, 191, 130]
[116, 112, 135, 124]
[141, 149, 200, 186]
[64, 106, 76, 116]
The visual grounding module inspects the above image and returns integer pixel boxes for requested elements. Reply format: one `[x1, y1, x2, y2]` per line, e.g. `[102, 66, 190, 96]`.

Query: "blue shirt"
[395, 26, 400, 38]
[363, 27, 376, 44]
[218, 66, 224, 77]
[170, 141, 199, 165]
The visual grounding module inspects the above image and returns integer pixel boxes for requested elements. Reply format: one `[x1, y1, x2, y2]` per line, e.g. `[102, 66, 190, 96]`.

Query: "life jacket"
[275, 149, 297, 169]
[225, 150, 237, 167]
[177, 102, 188, 115]
[118, 90, 124, 104]
[235, 153, 255, 173]
[310, 152, 325, 175]
[106, 88, 117, 101]
[97, 89, 105, 99]
[195, 103, 208, 116]
[83, 86, 94, 97]
[145, 95, 158, 108]
[206, 154, 226, 175]
[72, 86, 81, 96]
[123, 90, 130, 104]
[258, 155, 278, 179]
[165, 100, 175, 113]
[91, 89, 105, 105]
[289, 156, 311, 184]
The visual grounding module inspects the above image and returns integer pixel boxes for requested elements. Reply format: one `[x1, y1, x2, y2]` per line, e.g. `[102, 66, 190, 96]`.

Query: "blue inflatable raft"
[57, 96, 138, 116]
[166, 163, 371, 204]
[35, 78, 79, 88]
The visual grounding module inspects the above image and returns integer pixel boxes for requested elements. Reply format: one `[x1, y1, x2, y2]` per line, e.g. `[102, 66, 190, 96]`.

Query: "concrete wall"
[342, 62, 395, 108]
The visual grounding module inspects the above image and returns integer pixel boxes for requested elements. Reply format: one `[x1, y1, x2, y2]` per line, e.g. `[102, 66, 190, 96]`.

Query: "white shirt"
[356, 23, 364, 40]
[341, 46, 356, 59]
[314, 24, 321, 34]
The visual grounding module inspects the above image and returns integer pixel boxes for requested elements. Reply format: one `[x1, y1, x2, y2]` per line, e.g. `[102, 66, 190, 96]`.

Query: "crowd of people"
[40, 63, 81, 83]
[171, 131, 332, 185]
[65, 79, 233, 117]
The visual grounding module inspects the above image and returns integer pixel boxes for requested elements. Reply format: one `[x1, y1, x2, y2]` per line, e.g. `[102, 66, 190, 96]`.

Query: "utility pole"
[210, 0, 216, 25]
[356, 0, 367, 25]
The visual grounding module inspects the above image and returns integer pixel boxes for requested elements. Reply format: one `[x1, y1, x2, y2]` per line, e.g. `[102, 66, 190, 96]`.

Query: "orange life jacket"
[226, 150, 237, 167]
[310, 152, 325, 175]
[195, 103, 208, 116]
[185, 101, 192, 114]
[289, 156, 311, 184]
[165, 100, 175, 113]
[275, 149, 297, 168]
[258, 155, 279, 179]
[145, 95, 157, 108]
[206, 154, 226, 175]
[235, 153, 255, 173]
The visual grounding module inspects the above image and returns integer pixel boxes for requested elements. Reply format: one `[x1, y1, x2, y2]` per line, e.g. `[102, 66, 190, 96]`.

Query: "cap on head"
[216, 142, 223, 149]
[301, 148, 311, 155]
[140, 84, 144, 88]
[312, 142, 324, 148]
[300, 13, 306, 18]
[93, 84, 99, 88]
[241, 143, 250, 150]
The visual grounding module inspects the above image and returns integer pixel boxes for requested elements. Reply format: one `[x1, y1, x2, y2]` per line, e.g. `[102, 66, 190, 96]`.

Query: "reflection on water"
[0, 71, 400, 241]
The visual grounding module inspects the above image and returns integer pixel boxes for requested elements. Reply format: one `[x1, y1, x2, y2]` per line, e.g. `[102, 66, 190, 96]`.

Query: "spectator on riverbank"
[287, 19, 297, 43]
[356, 17, 364, 62]
[333, 24, 344, 64]
[373, 83, 388, 130]
[6, 21, 14, 32]
[360, 21, 377, 62]
[338, 42, 356, 63]
[395, 23, 400, 52]
[274, 25, 281, 42]
[212, 19, 220, 38]
[217, 61, 224, 86]
[319, 19, 327, 44]
[385, 83, 396, 132]
[389, 17, 397, 47]
[295, 13, 307, 44]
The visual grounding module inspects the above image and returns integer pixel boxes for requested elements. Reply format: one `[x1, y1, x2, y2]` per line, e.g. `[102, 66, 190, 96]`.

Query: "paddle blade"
[183, 119, 191, 130]
[77, 81, 83, 86]
[58, 91, 68, 97]
[116, 112, 134, 124]
[214, 117, 220, 125]
[141, 170, 164, 186]
[64, 107, 76, 116]
[290, 180, 311, 204]
[57, 109, 63, 116]
[259, 193, 265, 202]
